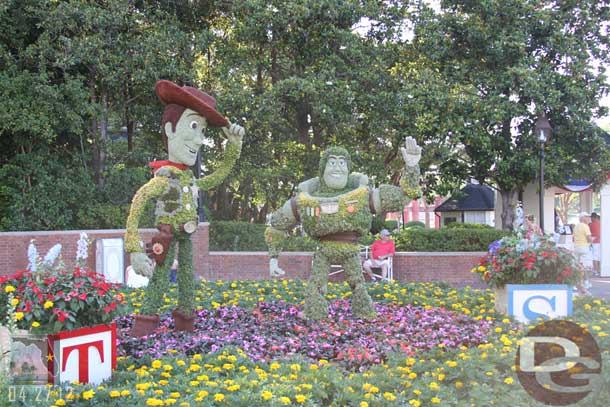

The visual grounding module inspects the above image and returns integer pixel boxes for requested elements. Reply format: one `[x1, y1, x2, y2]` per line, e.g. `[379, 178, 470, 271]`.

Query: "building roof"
[434, 183, 495, 212]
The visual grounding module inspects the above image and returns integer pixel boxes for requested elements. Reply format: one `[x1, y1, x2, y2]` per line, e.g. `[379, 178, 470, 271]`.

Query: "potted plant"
[0, 236, 126, 385]
[474, 233, 584, 314]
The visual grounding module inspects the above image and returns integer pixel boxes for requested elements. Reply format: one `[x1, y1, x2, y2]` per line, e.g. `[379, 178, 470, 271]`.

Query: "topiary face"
[166, 108, 208, 166]
[319, 146, 352, 191]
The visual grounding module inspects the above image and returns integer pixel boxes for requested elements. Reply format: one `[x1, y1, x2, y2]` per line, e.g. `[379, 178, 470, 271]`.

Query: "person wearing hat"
[363, 229, 395, 280]
[125, 80, 244, 336]
[573, 211, 593, 294]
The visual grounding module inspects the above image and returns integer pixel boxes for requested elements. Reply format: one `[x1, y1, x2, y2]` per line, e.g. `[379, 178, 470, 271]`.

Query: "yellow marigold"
[214, 394, 225, 402]
[445, 360, 457, 367]
[176, 360, 186, 366]
[14, 312, 24, 321]
[109, 391, 121, 398]
[170, 392, 180, 398]
[360, 402, 369, 407]
[10, 298, 19, 306]
[82, 390, 95, 400]
[383, 392, 396, 401]
[369, 386, 379, 394]
[431, 397, 441, 403]
[477, 265, 486, 271]
[504, 378, 514, 384]
[44, 300, 54, 309]
[165, 399, 177, 405]
[55, 400, 66, 406]
[197, 390, 209, 398]
[146, 398, 164, 406]
[31, 321, 40, 328]
[152, 360, 162, 369]
[121, 390, 131, 397]
[163, 365, 173, 371]
[261, 390, 273, 401]
[280, 396, 291, 405]
[295, 394, 306, 403]
[455, 381, 463, 389]
[409, 400, 421, 407]
[270, 362, 280, 370]
[4, 285, 15, 293]
[180, 403, 189, 407]
[408, 372, 417, 379]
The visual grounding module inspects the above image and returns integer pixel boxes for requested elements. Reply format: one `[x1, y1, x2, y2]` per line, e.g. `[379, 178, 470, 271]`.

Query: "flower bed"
[117, 300, 491, 371]
[2, 280, 608, 407]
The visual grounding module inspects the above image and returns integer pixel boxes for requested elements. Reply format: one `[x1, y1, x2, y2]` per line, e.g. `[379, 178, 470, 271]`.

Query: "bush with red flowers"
[474, 234, 584, 288]
[0, 268, 126, 334]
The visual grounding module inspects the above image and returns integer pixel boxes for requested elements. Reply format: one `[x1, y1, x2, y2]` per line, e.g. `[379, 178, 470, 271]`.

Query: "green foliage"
[445, 222, 493, 229]
[370, 215, 386, 235]
[210, 221, 317, 252]
[394, 228, 510, 252]
[403, 220, 425, 229]
[413, 0, 610, 229]
[383, 219, 398, 231]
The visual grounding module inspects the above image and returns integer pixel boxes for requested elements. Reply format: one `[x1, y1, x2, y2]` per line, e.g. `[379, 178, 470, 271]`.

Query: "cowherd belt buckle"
[180, 221, 197, 234]
[320, 202, 339, 214]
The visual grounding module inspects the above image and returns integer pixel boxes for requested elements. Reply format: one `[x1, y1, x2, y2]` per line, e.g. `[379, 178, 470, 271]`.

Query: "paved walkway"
[590, 277, 610, 299]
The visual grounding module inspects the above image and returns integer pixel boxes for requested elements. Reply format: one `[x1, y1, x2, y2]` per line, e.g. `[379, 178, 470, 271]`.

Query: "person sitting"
[363, 229, 395, 280]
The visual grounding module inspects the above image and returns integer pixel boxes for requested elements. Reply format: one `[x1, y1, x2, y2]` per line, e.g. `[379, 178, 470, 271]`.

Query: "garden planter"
[172, 309, 195, 332]
[48, 323, 117, 385]
[131, 314, 160, 337]
[493, 285, 508, 314]
[494, 284, 572, 323]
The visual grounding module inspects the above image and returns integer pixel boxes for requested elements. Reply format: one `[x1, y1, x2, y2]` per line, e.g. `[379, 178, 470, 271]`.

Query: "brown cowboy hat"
[155, 80, 229, 128]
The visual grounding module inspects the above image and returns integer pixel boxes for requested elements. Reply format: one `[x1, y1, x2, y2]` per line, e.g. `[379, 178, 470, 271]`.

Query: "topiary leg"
[344, 253, 376, 318]
[176, 236, 195, 315]
[304, 250, 330, 320]
[141, 240, 176, 315]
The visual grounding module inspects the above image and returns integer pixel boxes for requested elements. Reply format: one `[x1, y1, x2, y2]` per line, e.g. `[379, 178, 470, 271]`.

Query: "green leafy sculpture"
[265, 138, 422, 320]
[125, 80, 244, 336]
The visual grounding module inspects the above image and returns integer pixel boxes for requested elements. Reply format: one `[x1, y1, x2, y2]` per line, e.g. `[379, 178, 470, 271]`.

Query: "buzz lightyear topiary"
[265, 138, 422, 320]
[125, 80, 244, 336]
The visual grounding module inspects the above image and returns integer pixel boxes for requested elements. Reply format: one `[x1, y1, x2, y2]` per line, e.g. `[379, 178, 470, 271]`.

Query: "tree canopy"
[1, 0, 609, 231]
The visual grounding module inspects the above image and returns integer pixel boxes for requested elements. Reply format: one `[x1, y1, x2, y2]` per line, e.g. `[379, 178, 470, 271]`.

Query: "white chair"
[327, 246, 370, 278]
[361, 246, 393, 281]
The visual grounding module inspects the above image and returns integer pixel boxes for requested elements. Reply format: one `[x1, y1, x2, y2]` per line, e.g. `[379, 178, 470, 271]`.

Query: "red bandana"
[148, 160, 190, 174]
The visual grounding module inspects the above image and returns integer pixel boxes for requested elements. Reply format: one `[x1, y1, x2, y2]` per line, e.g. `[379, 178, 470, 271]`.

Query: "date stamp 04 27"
[6, 385, 63, 404]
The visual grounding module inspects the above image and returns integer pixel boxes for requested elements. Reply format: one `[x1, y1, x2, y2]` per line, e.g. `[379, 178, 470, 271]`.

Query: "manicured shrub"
[394, 227, 511, 252]
[445, 222, 493, 229]
[209, 221, 317, 251]
[403, 220, 425, 229]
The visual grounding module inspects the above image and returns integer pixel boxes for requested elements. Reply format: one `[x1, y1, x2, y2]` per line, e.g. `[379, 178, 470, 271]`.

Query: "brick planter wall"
[0, 224, 485, 288]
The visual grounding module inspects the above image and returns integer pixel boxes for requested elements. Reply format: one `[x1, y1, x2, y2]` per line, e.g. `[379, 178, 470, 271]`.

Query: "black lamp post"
[535, 113, 552, 233]
[195, 150, 206, 222]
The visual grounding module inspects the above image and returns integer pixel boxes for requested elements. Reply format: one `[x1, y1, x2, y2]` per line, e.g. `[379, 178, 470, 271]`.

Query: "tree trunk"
[499, 188, 516, 231]
[91, 85, 108, 189]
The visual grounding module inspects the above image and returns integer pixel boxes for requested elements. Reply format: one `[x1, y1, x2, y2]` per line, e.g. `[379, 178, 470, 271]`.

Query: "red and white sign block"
[48, 323, 116, 385]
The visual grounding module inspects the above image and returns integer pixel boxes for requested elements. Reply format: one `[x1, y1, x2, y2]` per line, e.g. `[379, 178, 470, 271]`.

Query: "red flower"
[104, 302, 117, 313]
[78, 293, 87, 300]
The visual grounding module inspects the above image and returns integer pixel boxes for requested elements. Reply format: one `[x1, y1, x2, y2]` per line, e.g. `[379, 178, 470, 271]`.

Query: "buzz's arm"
[265, 199, 299, 259]
[370, 162, 421, 214]
[196, 137, 243, 191]
[125, 176, 169, 253]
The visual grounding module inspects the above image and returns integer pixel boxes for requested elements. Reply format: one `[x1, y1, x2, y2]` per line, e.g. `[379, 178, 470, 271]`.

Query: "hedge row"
[209, 221, 511, 252]
[393, 227, 510, 252]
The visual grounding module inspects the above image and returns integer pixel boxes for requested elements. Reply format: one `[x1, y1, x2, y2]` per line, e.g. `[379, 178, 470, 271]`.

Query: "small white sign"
[508, 285, 572, 324]
[48, 323, 116, 385]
